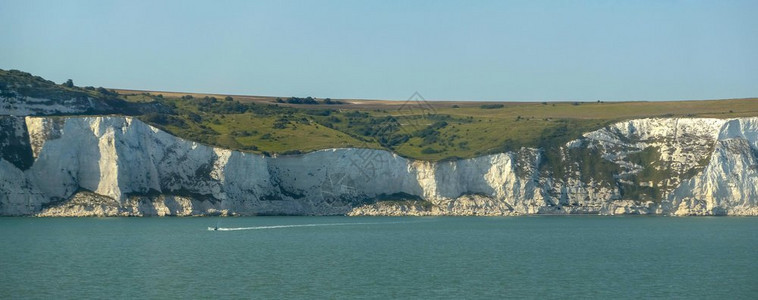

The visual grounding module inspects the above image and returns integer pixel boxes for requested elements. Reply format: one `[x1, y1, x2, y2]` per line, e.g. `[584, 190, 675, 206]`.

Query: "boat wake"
[208, 221, 418, 231]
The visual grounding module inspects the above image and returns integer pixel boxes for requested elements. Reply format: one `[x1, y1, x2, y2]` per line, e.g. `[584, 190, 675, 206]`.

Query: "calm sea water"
[0, 216, 755, 299]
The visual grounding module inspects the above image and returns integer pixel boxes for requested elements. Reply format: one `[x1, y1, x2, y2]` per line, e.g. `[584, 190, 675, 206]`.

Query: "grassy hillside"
[3, 69, 757, 160]
[124, 91, 758, 161]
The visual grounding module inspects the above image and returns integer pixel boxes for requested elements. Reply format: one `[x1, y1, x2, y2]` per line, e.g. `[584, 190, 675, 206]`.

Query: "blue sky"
[1, 0, 756, 101]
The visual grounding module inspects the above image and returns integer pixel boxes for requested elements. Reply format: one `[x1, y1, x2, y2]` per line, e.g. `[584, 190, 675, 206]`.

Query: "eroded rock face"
[36, 191, 230, 217]
[0, 94, 97, 116]
[0, 116, 756, 216]
[0, 116, 33, 170]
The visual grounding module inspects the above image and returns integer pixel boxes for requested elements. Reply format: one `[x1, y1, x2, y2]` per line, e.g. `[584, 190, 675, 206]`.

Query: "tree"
[63, 79, 74, 88]
[225, 96, 234, 102]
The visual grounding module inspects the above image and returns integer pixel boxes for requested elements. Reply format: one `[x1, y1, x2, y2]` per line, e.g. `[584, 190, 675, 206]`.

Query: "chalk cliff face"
[0, 116, 756, 216]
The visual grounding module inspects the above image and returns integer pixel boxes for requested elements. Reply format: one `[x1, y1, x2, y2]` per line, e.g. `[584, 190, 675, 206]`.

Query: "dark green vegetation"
[2, 69, 757, 162]
[0, 69, 109, 102]
[274, 96, 344, 105]
[0, 69, 164, 115]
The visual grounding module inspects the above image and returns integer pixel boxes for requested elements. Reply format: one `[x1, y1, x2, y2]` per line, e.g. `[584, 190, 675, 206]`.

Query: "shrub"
[186, 112, 202, 123]
[285, 96, 319, 105]
[306, 109, 331, 116]
[273, 117, 289, 129]
[421, 147, 441, 154]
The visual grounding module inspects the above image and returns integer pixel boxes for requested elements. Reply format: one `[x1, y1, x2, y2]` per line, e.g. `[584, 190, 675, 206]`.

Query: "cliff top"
[2, 68, 757, 160]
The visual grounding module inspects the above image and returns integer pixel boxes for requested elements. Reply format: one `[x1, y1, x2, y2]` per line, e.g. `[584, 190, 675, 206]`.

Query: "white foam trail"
[208, 221, 418, 231]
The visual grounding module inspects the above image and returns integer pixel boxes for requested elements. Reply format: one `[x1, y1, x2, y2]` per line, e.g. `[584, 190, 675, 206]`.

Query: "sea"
[0, 216, 755, 299]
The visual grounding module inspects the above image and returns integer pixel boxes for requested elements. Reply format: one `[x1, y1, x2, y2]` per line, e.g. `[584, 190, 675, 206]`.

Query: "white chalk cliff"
[0, 116, 756, 216]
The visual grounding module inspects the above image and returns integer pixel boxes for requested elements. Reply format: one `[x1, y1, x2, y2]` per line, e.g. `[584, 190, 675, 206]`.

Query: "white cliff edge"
[0, 116, 756, 216]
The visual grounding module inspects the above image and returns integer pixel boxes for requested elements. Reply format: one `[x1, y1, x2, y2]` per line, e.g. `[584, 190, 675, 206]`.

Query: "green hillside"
[2, 69, 757, 160]
[120, 91, 758, 161]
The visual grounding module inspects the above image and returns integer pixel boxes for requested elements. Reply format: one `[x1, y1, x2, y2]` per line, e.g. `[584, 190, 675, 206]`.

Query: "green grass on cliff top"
[127, 93, 758, 161]
[2, 69, 757, 161]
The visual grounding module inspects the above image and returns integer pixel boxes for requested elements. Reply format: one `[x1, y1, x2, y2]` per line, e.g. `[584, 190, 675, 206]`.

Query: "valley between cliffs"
[1, 116, 757, 216]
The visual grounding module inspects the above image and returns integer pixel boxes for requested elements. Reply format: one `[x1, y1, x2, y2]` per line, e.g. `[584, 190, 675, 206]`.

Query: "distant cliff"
[0, 116, 756, 216]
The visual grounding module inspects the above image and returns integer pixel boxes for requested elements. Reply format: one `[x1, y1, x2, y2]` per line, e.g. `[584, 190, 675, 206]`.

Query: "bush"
[415, 121, 448, 141]
[421, 147, 441, 154]
[480, 104, 504, 109]
[322, 98, 343, 104]
[186, 112, 202, 123]
[281, 149, 303, 155]
[273, 117, 289, 129]
[285, 96, 319, 105]
[97, 87, 116, 96]
[306, 109, 332, 116]
[143, 113, 186, 127]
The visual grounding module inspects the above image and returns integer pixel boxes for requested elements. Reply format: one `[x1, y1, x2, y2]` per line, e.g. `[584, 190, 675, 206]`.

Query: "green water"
[0, 216, 755, 299]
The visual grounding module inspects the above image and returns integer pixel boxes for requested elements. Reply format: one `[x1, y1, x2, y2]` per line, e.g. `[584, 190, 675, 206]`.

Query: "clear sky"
[1, 0, 756, 101]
